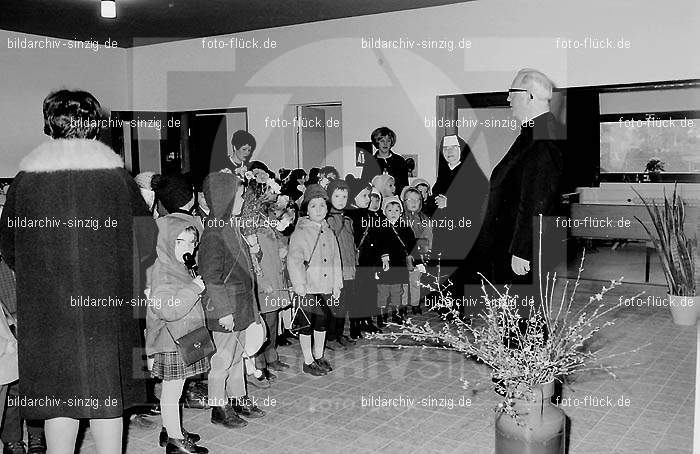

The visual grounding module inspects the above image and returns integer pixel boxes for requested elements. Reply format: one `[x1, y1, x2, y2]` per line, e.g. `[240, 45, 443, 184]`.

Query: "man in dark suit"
[476, 69, 565, 297]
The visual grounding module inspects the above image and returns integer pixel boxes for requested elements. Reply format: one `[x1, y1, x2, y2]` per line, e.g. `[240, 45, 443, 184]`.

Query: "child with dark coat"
[375, 196, 420, 324]
[345, 181, 381, 337]
[356, 187, 388, 328]
[325, 180, 357, 348]
[199, 172, 265, 430]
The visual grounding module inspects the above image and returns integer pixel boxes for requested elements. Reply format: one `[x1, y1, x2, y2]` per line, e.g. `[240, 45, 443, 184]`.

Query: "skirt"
[151, 351, 210, 381]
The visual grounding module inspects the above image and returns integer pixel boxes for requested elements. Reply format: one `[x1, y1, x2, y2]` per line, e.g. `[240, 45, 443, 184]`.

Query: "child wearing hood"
[345, 181, 381, 337]
[287, 184, 342, 376]
[411, 178, 432, 214]
[324, 179, 357, 348]
[146, 213, 209, 453]
[371, 173, 396, 198]
[356, 187, 388, 328]
[401, 186, 433, 314]
[199, 173, 265, 431]
[375, 196, 421, 324]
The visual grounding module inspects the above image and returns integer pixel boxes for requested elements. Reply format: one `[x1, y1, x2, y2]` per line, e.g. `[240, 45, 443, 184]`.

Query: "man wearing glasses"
[475, 68, 565, 295]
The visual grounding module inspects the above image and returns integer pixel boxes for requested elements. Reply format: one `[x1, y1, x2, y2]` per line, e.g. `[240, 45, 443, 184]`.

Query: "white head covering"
[442, 135, 459, 147]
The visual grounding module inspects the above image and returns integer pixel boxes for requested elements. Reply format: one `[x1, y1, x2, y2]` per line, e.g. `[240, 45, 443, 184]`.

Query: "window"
[600, 111, 699, 173]
[598, 83, 700, 183]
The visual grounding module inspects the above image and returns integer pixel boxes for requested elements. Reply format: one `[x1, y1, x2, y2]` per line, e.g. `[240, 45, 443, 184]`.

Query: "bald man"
[475, 68, 565, 294]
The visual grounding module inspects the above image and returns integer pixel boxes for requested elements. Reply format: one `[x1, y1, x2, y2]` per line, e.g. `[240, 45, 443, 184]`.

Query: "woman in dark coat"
[427, 134, 488, 314]
[0, 90, 155, 453]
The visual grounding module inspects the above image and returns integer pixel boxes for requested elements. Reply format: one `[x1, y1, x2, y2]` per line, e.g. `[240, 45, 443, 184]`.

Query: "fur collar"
[20, 139, 124, 173]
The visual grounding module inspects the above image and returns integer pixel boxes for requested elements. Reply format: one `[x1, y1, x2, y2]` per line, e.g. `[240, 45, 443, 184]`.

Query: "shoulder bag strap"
[390, 224, 409, 256]
[307, 227, 324, 265]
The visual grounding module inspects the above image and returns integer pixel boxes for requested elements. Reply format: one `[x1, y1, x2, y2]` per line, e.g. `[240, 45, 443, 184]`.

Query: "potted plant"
[634, 185, 696, 325]
[369, 216, 631, 454]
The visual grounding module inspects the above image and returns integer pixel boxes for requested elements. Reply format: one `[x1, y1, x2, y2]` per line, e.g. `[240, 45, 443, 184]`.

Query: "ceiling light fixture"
[101, 0, 116, 18]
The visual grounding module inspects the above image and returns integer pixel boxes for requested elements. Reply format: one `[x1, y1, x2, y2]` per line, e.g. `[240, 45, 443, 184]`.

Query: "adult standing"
[0, 90, 156, 453]
[475, 68, 565, 300]
[360, 127, 409, 195]
[220, 130, 256, 174]
[427, 134, 489, 310]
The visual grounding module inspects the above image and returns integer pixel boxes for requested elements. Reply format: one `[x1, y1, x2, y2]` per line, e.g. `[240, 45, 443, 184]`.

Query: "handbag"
[166, 324, 216, 367]
[290, 295, 311, 334]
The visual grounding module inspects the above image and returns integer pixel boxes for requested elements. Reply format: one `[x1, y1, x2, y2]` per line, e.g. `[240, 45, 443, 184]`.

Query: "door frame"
[292, 102, 342, 169]
[183, 107, 248, 175]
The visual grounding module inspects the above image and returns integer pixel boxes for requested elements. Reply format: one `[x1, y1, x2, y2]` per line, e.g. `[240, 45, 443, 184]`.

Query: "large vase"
[668, 294, 696, 326]
[495, 382, 566, 454]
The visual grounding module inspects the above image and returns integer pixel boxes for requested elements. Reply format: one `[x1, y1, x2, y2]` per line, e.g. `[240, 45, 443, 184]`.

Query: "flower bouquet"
[238, 167, 281, 277]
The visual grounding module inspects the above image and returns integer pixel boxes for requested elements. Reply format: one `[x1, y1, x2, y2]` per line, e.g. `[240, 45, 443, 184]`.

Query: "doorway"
[109, 111, 184, 175]
[295, 103, 343, 172]
[186, 108, 247, 187]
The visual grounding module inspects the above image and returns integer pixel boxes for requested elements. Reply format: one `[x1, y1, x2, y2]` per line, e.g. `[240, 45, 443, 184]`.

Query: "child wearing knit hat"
[287, 184, 342, 376]
[324, 180, 359, 347]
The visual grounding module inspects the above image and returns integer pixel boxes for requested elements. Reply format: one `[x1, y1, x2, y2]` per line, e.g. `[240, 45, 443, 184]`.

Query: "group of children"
[138, 164, 436, 453]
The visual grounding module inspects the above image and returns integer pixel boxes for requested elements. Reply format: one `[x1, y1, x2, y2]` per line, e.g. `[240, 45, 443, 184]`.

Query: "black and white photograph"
[0, 1, 698, 453]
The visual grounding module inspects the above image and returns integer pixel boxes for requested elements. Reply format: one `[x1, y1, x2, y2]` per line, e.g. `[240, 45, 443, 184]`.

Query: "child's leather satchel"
[167, 325, 216, 367]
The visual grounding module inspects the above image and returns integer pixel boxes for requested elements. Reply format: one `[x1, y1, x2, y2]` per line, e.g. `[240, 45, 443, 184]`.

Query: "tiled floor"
[5, 245, 696, 453]
[60, 275, 694, 454]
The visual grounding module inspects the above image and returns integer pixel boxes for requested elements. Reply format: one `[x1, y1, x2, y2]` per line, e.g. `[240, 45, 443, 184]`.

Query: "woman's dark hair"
[230, 130, 256, 151]
[43, 90, 103, 139]
[319, 165, 339, 179]
[370, 126, 397, 148]
[306, 167, 320, 186]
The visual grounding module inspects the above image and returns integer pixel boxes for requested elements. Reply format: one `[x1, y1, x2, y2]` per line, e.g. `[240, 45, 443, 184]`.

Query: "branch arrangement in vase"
[368, 215, 645, 423]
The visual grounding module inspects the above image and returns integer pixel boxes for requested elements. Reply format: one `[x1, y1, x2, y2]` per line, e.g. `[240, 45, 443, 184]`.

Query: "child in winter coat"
[401, 186, 433, 314]
[199, 172, 265, 430]
[287, 184, 342, 376]
[356, 187, 388, 328]
[146, 214, 209, 453]
[325, 179, 357, 348]
[345, 181, 381, 337]
[375, 196, 421, 325]
[253, 203, 292, 385]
